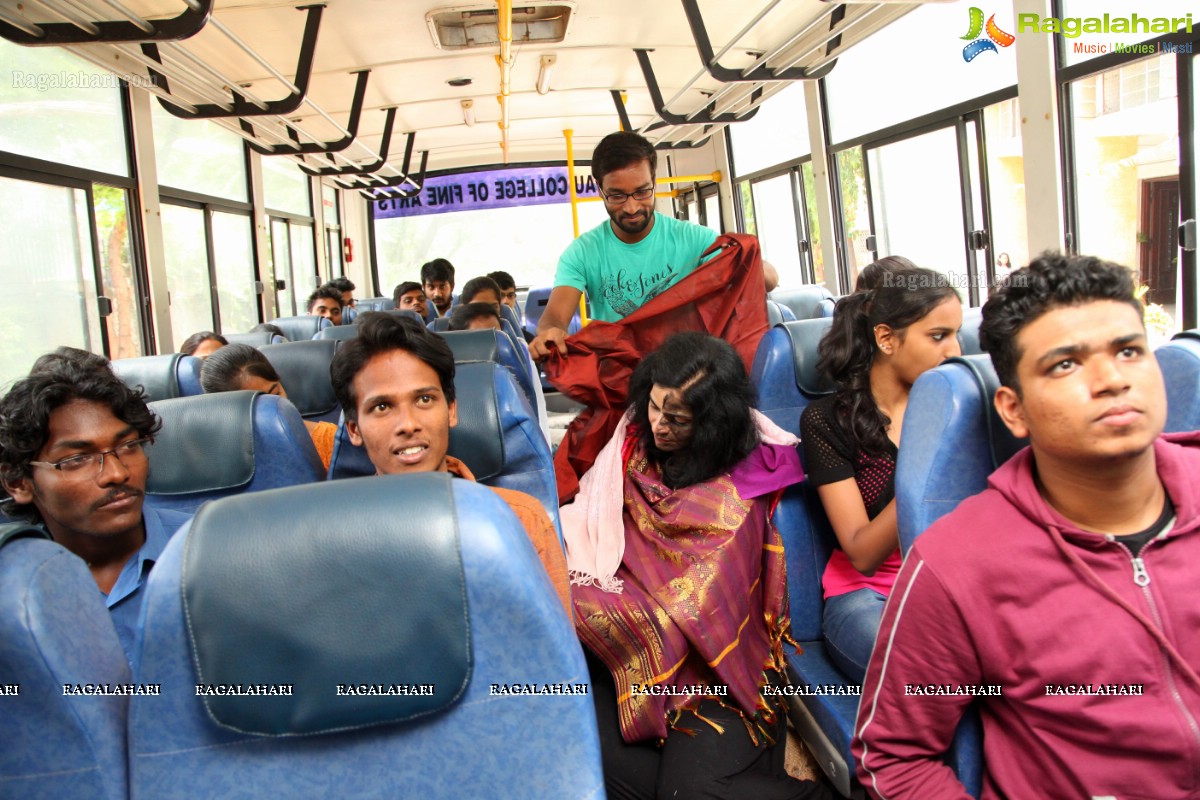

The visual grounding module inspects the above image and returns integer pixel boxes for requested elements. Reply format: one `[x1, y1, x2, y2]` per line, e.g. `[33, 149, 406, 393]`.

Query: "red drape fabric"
[545, 233, 768, 502]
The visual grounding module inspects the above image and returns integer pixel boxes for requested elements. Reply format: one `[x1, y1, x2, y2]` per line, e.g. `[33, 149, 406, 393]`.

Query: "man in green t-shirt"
[531, 132, 775, 361]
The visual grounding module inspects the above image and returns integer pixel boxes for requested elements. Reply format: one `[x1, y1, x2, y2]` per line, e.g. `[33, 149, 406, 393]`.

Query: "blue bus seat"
[371, 308, 426, 325]
[112, 354, 204, 402]
[355, 296, 396, 312]
[328, 361, 560, 537]
[767, 299, 797, 326]
[1158, 330, 1200, 433]
[749, 318, 835, 440]
[260, 339, 342, 424]
[425, 298, 438, 321]
[0, 524, 131, 800]
[897, 355, 1025, 554]
[500, 303, 523, 337]
[522, 286, 582, 339]
[958, 307, 984, 355]
[144, 392, 324, 517]
[769, 285, 836, 321]
[128, 475, 602, 799]
[429, 316, 452, 332]
[268, 315, 328, 342]
[314, 324, 360, 342]
[224, 331, 283, 347]
[442, 329, 537, 417]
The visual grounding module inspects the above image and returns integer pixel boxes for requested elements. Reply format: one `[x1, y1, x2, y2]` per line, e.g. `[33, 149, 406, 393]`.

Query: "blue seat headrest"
[784, 318, 835, 397]
[769, 285, 835, 321]
[181, 472, 471, 736]
[260, 340, 341, 418]
[368, 309, 425, 325]
[945, 354, 1027, 467]
[113, 354, 198, 402]
[224, 332, 277, 347]
[1173, 329, 1200, 343]
[314, 325, 360, 342]
[441, 329, 500, 362]
[268, 316, 325, 343]
[958, 307, 984, 356]
[146, 392, 257, 495]
[429, 316, 452, 332]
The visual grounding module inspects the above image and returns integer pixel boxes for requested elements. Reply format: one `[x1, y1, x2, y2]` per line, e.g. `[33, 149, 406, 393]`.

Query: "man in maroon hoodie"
[853, 253, 1200, 799]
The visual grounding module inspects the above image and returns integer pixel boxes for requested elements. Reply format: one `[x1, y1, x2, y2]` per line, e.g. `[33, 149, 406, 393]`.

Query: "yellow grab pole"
[563, 128, 589, 326]
[656, 171, 722, 185]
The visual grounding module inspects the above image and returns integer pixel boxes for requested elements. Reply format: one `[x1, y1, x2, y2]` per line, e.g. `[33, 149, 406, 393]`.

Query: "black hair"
[327, 277, 355, 293]
[627, 332, 758, 490]
[330, 312, 456, 422]
[31, 347, 112, 375]
[200, 343, 282, 394]
[591, 131, 657, 186]
[0, 361, 161, 520]
[250, 323, 288, 341]
[448, 303, 501, 331]
[420, 258, 455, 286]
[460, 276, 502, 305]
[980, 252, 1144, 393]
[818, 265, 959, 454]
[487, 270, 516, 291]
[855, 256, 918, 293]
[179, 331, 228, 356]
[306, 285, 344, 313]
[392, 281, 424, 306]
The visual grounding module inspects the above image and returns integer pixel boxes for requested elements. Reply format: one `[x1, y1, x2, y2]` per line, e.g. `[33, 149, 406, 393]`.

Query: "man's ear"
[2, 474, 34, 505]
[345, 418, 364, 447]
[448, 399, 458, 429]
[993, 386, 1029, 439]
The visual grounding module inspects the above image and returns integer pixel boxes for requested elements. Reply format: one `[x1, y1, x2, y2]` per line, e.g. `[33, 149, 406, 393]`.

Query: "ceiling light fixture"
[461, 98, 476, 127]
[536, 54, 556, 95]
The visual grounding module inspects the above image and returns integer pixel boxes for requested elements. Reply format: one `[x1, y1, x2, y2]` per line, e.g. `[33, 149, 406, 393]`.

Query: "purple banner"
[373, 165, 601, 219]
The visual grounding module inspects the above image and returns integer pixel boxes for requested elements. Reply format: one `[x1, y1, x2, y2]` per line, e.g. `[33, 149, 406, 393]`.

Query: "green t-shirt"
[553, 213, 719, 322]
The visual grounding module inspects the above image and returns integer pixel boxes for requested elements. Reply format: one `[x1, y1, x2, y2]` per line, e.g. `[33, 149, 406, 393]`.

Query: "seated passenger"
[458, 275, 503, 311]
[0, 359, 191, 663]
[421, 258, 456, 318]
[854, 254, 1200, 798]
[565, 332, 827, 799]
[329, 313, 571, 616]
[306, 285, 345, 327]
[854, 255, 917, 293]
[200, 344, 337, 471]
[800, 266, 961, 681]
[392, 281, 428, 316]
[179, 331, 228, 358]
[326, 276, 356, 310]
[448, 302, 502, 332]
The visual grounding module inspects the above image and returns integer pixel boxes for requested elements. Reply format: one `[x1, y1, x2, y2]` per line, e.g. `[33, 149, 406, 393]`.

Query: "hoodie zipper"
[1109, 537, 1200, 768]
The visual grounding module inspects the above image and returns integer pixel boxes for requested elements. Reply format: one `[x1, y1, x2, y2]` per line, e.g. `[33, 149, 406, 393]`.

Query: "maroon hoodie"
[853, 432, 1200, 799]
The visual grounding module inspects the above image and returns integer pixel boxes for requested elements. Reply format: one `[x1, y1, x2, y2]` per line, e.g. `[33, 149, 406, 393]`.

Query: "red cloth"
[545, 233, 768, 503]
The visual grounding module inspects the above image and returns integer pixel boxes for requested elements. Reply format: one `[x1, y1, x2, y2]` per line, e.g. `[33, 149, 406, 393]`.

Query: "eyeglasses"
[30, 438, 151, 478]
[601, 186, 655, 206]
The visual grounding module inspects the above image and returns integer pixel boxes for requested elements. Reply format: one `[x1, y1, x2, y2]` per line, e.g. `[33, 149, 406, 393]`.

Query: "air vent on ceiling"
[427, 2, 574, 50]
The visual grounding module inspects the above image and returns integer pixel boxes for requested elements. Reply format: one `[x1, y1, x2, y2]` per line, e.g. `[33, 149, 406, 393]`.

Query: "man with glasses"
[0, 358, 191, 664]
[530, 131, 722, 360]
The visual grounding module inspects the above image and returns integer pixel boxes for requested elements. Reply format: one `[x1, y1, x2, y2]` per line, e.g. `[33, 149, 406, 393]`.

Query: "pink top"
[822, 547, 902, 600]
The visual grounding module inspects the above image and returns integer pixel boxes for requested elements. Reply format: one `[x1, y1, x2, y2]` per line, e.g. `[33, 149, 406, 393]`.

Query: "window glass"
[703, 193, 721, 233]
[212, 211, 258, 333]
[729, 82, 811, 177]
[1071, 54, 1180, 327]
[93, 186, 143, 359]
[982, 98, 1028, 288]
[264, 158, 312, 217]
[0, 39, 128, 176]
[152, 103, 247, 202]
[160, 204, 214, 349]
[375, 200, 608, 295]
[738, 180, 757, 235]
[801, 162, 827, 285]
[867, 127, 969, 300]
[751, 174, 802, 288]
[1060, 0, 1195, 67]
[322, 184, 340, 224]
[269, 218, 295, 318]
[326, 227, 344, 278]
[824, 0, 1017, 144]
[0, 176, 103, 383]
[290, 223, 318, 304]
[836, 147, 869, 285]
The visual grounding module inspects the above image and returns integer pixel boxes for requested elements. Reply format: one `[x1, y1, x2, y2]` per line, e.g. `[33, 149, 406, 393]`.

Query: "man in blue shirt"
[531, 131, 776, 361]
[0, 356, 190, 664]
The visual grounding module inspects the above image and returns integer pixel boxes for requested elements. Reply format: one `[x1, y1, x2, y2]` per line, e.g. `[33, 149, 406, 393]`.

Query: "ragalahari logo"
[961, 7, 1015, 62]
